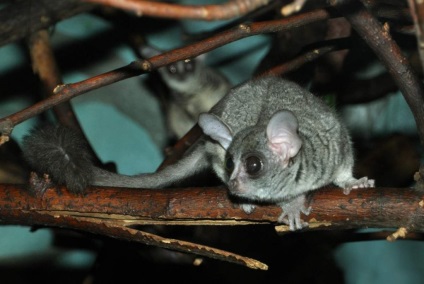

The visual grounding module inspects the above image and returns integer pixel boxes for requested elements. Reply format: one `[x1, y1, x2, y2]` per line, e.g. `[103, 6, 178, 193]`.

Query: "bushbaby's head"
[198, 110, 302, 202]
[139, 44, 203, 93]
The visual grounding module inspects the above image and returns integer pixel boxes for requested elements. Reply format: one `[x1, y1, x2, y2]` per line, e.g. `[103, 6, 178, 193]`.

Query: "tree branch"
[0, 1, 423, 272]
[256, 43, 341, 78]
[407, 0, 424, 74]
[27, 30, 84, 129]
[331, 0, 424, 146]
[84, 0, 272, 21]
[27, 29, 104, 166]
[0, 8, 331, 141]
[0, 0, 94, 48]
[0, 183, 423, 267]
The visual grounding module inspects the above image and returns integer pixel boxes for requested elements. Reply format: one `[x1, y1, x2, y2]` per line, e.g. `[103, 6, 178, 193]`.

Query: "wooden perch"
[0, 182, 423, 269]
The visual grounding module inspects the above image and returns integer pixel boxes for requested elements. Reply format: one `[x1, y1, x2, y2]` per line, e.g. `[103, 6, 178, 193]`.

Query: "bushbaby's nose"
[229, 179, 238, 188]
[228, 178, 244, 194]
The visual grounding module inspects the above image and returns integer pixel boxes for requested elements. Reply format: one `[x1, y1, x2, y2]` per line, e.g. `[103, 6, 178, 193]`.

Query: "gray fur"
[22, 125, 94, 194]
[140, 46, 231, 138]
[22, 76, 374, 230]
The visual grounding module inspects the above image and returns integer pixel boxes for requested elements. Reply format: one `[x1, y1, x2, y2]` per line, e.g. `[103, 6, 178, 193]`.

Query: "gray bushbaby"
[22, 76, 375, 230]
[140, 45, 231, 139]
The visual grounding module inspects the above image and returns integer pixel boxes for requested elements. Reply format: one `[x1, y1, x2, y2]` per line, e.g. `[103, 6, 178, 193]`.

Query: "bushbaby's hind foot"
[340, 177, 375, 195]
[28, 172, 53, 197]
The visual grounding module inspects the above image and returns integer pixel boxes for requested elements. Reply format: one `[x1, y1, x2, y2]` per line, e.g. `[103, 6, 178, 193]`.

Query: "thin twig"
[85, 0, 271, 21]
[0, 8, 331, 141]
[256, 44, 340, 78]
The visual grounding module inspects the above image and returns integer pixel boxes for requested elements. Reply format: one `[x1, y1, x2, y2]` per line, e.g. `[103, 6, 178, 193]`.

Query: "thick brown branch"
[85, 0, 271, 21]
[0, 183, 422, 268]
[1, 184, 423, 233]
[0, 8, 331, 139]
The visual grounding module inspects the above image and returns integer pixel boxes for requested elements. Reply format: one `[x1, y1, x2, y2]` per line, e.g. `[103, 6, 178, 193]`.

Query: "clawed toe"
[343, 176, 375, 195]
[278, 212, 308, 231]
[28, 172, 53, 197]
[240, 203, 256, 214]
[278, 195, 310, 231]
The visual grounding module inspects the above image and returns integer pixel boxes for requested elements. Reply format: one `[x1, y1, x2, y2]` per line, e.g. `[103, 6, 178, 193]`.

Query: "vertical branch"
[27, 30, 103, 165]
[408, 0, 424, 74]
[332, 0, 424, 146]
[28, 30, 81, 129]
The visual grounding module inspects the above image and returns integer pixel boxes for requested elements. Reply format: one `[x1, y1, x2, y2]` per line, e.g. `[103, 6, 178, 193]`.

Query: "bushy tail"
[22, 124, 212, 193]
[22, 124, 95, 194]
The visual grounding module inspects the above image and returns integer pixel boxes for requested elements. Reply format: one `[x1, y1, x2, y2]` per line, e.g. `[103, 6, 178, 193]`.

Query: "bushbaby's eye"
[167, 64, 178, 74]
[184, 59, 195, 72]
[244, 154, 264, 177]
[225, 156, 234, 174]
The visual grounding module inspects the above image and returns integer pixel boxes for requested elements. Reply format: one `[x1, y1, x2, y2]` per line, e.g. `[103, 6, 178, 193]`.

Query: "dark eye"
[225, 156, 234, 174]
[184, 60, 195, 72]
[244, 155, 263, 176]
[167, 64, 177, 74]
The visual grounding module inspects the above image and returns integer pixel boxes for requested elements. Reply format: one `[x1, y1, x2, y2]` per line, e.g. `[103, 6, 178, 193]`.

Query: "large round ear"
[198, 113, 233, 150]
[266, 110, 302, 167]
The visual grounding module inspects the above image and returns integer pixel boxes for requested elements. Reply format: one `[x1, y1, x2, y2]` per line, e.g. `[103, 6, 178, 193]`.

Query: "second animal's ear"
[266, 110, 302, 167]
[198, 113, 233, 150]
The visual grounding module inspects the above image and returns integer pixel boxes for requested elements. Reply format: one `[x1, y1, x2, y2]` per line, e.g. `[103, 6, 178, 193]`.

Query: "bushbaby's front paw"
[278, 194, 311, 231]
[278, 205, 311, 231]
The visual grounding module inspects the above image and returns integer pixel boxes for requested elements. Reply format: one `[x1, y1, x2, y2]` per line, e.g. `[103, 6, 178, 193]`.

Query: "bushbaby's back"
[210, 76, 339, 136]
